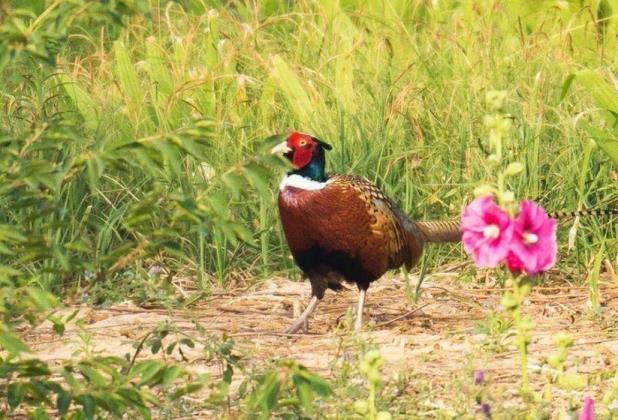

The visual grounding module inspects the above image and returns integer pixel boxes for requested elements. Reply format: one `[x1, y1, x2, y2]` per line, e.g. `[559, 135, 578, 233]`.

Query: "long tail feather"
[549, 208, 617, 219]
[416, 207, 616, 244]
[416, 220, 460, 243]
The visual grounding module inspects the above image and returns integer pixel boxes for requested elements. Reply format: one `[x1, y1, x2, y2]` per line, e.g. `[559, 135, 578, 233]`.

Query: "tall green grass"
[1, 0, 617, 296]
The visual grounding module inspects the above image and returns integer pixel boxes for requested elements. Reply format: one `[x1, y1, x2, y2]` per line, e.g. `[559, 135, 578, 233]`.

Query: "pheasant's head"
[271, 132, 332, 182]
[271, 132, 332, 169]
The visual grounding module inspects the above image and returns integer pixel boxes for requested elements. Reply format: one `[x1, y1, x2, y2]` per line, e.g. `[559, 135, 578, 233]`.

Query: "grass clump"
[2, 1, 616, 292]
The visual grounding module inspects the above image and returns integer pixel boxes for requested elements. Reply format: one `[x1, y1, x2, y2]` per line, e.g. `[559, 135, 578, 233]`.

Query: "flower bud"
[501, 190, 515, 204]
[486, 90, 507, 111]
[553, 332, 574, 348]
[474, 370, 485, 385]
[547, 353, 563, 368]
[377, 412, 393, 420]
[504, 162, 524, 176]
[483, 115, 497, 128]
[354, 400, 369, 414]
[364, 350, 382, 365]
[473, 185, 495, 197]
[501, 292, 519, 310]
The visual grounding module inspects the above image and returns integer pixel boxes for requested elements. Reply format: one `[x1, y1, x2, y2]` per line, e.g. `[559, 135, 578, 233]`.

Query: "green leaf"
[19, 359, 51, 376]
[48, 315, 65, 335]
[26, 287, 57, 311]
[293, 375, 313, 411]
[136, 361, 164, 385]
[170, 382, 203, 400]
[244, 164, 270, 198]
[221, 172, 245, 199]
[150, 338, 162, 354]
[7, 382, 25, 410]
[296, 369, 331, 396]
[161, 365, 184, 386]
[0, 331, 31, 355]
[117, 387, 146, 407]
[271, 55, 313, 126]
[0, 225, 26, 242]
[29, 406, 50, 420]
[57, 390, 71, 415]
[230, 222, 256, 246]
[0, 265, 22, 277]
[78, 364, 107, 387]
[248, 371, 281, 416]
[584, 125, 618, 166]
[574, 70, 618, 114]
[560, 73, 576, 102]
[62, 366, 81, 392]
[113, 41, 143, 116]
[205, 192, 229, 218]
[179, 338, 195, 348]
[57, 73, 98, 130]
[77, 394, 96, 420]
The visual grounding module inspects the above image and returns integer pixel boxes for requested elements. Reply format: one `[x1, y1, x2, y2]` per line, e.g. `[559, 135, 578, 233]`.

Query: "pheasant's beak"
[271, 141, 292, 155]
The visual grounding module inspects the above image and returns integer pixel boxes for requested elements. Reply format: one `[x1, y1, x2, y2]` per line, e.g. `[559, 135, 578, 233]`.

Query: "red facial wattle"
[291, 146, 313, 168]
[287, 132, 316, 169]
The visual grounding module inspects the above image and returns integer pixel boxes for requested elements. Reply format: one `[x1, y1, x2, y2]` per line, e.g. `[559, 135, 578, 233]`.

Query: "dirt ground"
[23, 268, 618, 416]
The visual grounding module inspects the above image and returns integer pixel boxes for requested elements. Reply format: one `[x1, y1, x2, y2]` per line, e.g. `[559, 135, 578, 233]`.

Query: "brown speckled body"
[278, 174, 424, 298]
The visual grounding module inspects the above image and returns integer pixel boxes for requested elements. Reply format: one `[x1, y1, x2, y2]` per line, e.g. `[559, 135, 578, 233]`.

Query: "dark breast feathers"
[278, 174, 424, 298]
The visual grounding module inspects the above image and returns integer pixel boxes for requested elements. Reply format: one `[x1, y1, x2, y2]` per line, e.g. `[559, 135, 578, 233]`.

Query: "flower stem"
[514, 301, 529, 396]
[368, 383, 376, 420]
[512, 277, 531, 398]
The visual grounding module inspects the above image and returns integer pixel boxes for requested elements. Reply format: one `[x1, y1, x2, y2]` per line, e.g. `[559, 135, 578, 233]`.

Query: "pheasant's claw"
[282, 322, 302, 334]
[282, 295, 320, 335]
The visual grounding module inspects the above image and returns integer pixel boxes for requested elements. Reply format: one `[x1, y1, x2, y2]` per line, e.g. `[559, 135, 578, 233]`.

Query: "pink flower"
[579, 397, 595, 420]
[506, 200, 557, 275]
[461, 196, 513, 267]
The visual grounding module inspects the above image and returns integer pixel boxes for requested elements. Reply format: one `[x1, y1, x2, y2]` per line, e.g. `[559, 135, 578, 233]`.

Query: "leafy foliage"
[0, 0, 149, 69]
[562, 70, 618, 166]
[0, 1, 280, 417]
[243, 360, 332, 419]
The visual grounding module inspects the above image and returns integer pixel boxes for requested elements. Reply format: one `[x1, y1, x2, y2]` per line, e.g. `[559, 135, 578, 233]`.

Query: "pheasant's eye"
[299, 139, 308, 147]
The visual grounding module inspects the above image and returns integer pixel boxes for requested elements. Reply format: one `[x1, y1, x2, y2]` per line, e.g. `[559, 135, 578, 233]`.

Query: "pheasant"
[272, 132, 617, 333]
[272, 132, 461, 333]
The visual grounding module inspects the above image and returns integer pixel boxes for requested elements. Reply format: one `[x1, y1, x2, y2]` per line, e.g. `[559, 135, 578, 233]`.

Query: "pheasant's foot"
[283, 295, 320, 334]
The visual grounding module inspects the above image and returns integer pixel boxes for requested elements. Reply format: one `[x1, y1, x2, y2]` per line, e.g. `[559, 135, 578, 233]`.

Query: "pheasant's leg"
[283, 296, 320, 334]
[354, 289, 367, 332]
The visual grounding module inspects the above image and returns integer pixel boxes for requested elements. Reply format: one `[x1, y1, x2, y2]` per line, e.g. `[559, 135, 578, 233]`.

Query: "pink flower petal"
[579, 397, 595, 420]
[461, 196, 513, 268]
[506, 251, 524, 273]
[508, 200, 557, 275]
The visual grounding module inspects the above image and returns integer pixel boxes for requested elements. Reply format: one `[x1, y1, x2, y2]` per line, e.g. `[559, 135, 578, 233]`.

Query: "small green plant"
[243, 360, 331, 419]
[353, 349, 392, 420]
[475, 312, 514, 353]
[547, 332, 586, 391]
[0, 315, 207, 418]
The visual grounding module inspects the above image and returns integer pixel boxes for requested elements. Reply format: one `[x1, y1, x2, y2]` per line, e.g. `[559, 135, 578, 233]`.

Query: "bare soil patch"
[23, 271, 618, 416]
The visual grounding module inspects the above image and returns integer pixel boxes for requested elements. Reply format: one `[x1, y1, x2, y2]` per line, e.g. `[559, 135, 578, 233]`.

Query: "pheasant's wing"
[311, 174, 411, 275]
